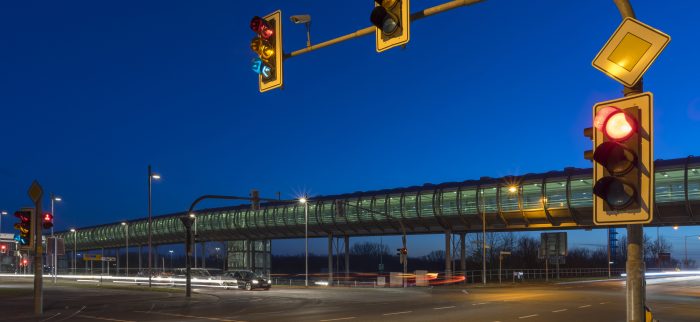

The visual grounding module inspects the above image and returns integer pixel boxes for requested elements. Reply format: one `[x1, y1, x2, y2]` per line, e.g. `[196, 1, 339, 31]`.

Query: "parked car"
[219, 270, 271, 291]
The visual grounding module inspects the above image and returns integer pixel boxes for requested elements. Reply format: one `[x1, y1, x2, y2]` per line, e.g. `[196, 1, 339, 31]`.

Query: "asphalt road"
[2, 276, 699, 321]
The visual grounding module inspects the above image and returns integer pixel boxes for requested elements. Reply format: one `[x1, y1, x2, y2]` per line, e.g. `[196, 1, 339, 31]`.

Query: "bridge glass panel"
[307, 203, 318, 226]
[319, 202, 334, 225]
[480, 187, 497, 213]
[403, 193, 418, 218]
[522, 182, 543, 210]
[420, 191, 434, 217]
[273, 207, 284, 227]
[459, 188, 477, 215]
[359, 198, 373, 223]
[545, 178, 567, 209]
[689, 167, 700, 200]
[286, 205, 297, 226]
[656, 169, 685, 203]
[255, 209, 265, 228]
[569, 177, 592, 208]
[389, 195, 402, 219]
[373, 196, 388, 220]
[500, 186, 519, 212]
[441, 189, 458, 216]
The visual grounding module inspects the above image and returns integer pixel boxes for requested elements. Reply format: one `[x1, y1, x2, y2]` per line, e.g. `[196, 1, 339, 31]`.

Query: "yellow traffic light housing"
[13, 208, 35, 250]
[370, 0, 410, 52]
[250, 10, 283, 93]
[591, 92, 653, 225]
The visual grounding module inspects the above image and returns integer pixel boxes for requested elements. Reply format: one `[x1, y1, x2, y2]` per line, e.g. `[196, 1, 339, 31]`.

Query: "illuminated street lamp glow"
[54, 197, 62, 202]
[189, 213, 196, 218]
[70, 228, 76, 232]
[673, 226, 679, 230]
[121, 222, 126, 226]
[299, 197, 307, 204]
[508, 186, 517, 193]
[151, 174, 161, 180]
[1, 211, 7, 215]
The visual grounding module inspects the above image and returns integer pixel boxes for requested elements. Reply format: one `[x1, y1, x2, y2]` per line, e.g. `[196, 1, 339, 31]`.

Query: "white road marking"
[60, 305, 86, 321]
[134, 310, 245, 322]
[599, 302, 609, 305]
[78, 315, 135, 322]
[319, 318, 356, 322]
[39, 313, 61, 322]
[433, 306, 456, 310]
[462, 290, 469, 294]
[472, 302, 488, 306]
[579, 305, 592, 308]
[519, 314, 539, 319]
[552, 309, 568, 313]
[383, 311, 412, 316]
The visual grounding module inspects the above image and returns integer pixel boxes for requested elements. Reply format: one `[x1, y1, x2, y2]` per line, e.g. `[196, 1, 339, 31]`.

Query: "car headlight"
[252, 280, 259, 284]
[268, 279, 272, 284]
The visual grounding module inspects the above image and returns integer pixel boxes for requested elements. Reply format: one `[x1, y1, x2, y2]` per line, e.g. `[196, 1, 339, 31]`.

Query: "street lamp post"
[215, 247, 222, 270]
[299, 197, 309, 287]
[70, 229, 76, 274]
[147, 165, 161, 287]
[0, 211, 7, 234]
[189, 213, 197, 268]
[121, 222, 129, 276]
[50, 194, 61, 283]
[169, 250, 174, 269]
[684, 235, 700, 269]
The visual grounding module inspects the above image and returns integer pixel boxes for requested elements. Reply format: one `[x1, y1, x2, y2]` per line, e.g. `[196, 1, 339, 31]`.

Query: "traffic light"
[590, 93, 653, 225]
[0, 244, 7, 254]
[42, 212, 54, 230]
[13, 208, 35, 248]
[396, 247, 407, 264]
[250, 11, 283, 93]
[370, 0, 410, 52]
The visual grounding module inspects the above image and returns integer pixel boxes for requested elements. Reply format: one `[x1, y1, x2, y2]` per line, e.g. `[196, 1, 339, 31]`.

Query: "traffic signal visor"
[371, 0, 410, 52]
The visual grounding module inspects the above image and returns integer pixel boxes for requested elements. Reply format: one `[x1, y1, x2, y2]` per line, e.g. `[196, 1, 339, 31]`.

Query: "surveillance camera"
[290, 15, 311, 24]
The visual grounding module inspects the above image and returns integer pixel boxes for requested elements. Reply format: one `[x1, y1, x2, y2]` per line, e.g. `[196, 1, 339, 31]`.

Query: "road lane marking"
[599, 302, 609, 305]
[578, 305, 592, 308]
[319, 318, 356, 322]
[518, 314, 538, 319]
[39, 313, 61, 322]
[78, 315, 135, 322]
[134, 311, 245, 322]
[383, 311, 412, 316]
[61, 305, 87, 321]
[433, 306, 456, 310]
[472, 302, 488, 306]
[552, 309, 568, 313]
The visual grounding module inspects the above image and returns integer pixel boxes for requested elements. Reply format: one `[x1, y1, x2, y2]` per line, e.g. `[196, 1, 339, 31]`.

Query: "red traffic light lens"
[594, 106, 636, 141]
[250, 16, 274, 39]
[43, 213, 53, 222]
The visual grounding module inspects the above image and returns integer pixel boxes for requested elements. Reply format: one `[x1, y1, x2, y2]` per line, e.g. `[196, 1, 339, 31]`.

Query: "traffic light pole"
[33, 193, 43, 315]
[612, 1, 646, 321]
[284, 0, 485, 59]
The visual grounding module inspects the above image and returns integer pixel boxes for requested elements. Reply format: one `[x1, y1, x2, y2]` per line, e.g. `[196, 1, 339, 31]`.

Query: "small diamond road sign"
[592, 17, 670, 87]
[27, 180, 43, 204]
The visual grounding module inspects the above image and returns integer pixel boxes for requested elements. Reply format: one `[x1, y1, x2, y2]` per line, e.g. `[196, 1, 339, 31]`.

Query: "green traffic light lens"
[593, 177, 637, 210]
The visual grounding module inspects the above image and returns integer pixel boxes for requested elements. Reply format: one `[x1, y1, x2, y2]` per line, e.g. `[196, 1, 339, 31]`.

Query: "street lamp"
[299, 197, 309, 287]
[70, 228, 77, 274]
[169, 250, 174, 269]
[121, 222, 129, 276]
[684, 235, 700, 269]
[189, 213, 197, 268]
[0, 211, 7, 234]
[148, 165, 161, 287]
[215, 247, 223, 270]
[50, 193, 62, 282]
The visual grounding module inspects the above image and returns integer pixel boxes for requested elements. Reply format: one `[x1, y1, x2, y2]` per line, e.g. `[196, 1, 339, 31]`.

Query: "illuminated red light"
[250, 16, 274, 39]
[594, 106, 636, 141]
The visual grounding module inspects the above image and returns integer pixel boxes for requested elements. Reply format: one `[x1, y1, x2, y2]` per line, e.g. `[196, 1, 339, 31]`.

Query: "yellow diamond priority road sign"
[592, 17, 670, 88]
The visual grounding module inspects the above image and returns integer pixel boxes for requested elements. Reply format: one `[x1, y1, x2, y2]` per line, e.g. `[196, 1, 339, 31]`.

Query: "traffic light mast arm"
[284, 0, 485, 59]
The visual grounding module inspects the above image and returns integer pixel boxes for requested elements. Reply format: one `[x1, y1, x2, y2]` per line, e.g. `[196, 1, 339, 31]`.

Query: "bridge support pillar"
[445, 230, 452, 279]
[201, 241, 206, 269]
[138, 244, 142, 272]
[101, 248, 104, 275]
[460, 232, 466, 274]
[344, 235, 350, 280]
[328, 233, 333, 285]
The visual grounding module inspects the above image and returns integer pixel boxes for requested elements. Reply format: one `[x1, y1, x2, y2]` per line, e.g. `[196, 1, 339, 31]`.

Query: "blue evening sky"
[1, 1, 699, 259]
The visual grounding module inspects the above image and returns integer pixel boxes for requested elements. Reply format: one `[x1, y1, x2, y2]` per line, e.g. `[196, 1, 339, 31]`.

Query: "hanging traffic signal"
[370, 0, 410, 52]
[250, 11, 283, 93]
[13, 208, 35, 248]
[0, 244, 7, 254]
[42, 212, 54, 230]
[591, 93, 654, 225]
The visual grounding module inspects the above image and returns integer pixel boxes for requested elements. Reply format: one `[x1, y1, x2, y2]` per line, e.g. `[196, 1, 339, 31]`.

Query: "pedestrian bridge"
[57, 156, 699, 250]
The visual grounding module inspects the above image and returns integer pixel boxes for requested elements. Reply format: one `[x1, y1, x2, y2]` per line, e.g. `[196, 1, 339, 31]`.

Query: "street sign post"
[592, 17, 670, 87]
